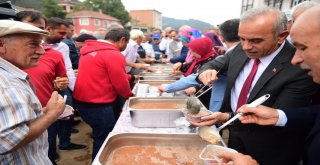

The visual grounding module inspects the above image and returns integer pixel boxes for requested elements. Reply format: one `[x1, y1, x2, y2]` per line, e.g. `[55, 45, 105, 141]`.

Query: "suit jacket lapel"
[229, 53, 248, 88]
[248, 61, 283, 102]
[223, 47, 248, 111]
[248, 41, 294, 102]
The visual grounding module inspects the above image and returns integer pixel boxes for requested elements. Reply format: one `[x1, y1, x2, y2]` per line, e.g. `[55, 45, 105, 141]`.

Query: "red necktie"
[237, 59, 260, 109]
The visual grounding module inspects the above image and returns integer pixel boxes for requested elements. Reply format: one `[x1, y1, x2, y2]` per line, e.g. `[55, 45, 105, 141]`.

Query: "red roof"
[67, 10, 120, 21]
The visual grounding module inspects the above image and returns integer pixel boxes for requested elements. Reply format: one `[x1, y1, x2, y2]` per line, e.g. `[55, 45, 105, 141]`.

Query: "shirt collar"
[259, 41, 285, 66]
[0, 57, 28, 80]
[129, 39, 139, 47]
[226, 45, 237, 53]
[97, 39, 113, 45]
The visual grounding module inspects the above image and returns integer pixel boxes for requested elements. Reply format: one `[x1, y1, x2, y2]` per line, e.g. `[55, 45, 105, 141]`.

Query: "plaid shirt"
[0, 57, 51, 164]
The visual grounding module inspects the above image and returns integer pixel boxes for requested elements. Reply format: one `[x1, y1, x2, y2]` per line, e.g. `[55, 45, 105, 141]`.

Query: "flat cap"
[0, 20, 49, 37]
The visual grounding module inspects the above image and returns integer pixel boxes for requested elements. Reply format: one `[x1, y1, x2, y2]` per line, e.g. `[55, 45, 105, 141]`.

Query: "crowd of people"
[0, 1, 320, 165]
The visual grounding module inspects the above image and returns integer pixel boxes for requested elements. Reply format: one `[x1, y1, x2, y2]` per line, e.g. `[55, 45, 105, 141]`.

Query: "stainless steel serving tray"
[148, 70, 173, 74]
[94, 133, 220, 165]
[151, 63, 173, 66]
[128, 97, 205, 127]
[140, 72, 173, 76]
[137, 80, 176, 86]
[149, 65, 173, 71]
[139, 73, 180, 80]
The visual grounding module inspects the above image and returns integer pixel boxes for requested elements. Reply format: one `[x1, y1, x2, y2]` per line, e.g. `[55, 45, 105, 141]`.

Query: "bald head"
[291, 5, 320, 39]
[164, 27, 172, 33]
[292, 1, 319, 22]
[290, 5, 320, 84]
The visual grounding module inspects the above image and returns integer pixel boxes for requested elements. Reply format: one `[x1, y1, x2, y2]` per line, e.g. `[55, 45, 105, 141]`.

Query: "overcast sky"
[120, 0, 242, 26]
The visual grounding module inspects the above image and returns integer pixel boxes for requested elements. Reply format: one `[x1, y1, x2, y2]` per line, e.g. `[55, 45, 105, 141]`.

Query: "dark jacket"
[283, 104, 320, 165]
[169, 45, 189, 63]
[199, 41, 318, 165]
[63, 38, 79, 69]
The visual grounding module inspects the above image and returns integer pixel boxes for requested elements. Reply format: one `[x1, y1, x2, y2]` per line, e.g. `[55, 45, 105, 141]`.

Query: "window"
[79, 18, 89, 25]
[265, 0, 283, 10]
[94, 19, 100, 26]
[291, 0, 309, 7]
[242, 0, 254, 14]
[104, 20, 108, 26]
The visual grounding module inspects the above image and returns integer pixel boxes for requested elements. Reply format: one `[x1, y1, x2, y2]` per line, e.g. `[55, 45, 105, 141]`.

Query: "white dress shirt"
[159, 37, 170, 52]
[122, 39, 139, 73]
[230, 42, 285, 112]
[141, 42, 155, 58]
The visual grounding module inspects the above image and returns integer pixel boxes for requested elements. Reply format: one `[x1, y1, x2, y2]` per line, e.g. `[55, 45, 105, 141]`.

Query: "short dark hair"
[15, 10, 47, 25]
[75, 33, 97, 42]
[47, 17, 68, 29]
[105, 28, 130, 42]
[219, 18, 240, 42]
[66, 21, 74, 26]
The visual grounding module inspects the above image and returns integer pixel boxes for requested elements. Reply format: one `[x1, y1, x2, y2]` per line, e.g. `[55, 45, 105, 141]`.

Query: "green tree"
[12, 0, 43, 10]
[42, 0, 66, 19]
[75, 0, 130, 24]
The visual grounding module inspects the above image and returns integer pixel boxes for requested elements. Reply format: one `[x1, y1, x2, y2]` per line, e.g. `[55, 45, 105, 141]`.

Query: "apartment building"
[129, 9, 162, 29]
[241, 0, 320, 13]
[67, 10, 121, 35]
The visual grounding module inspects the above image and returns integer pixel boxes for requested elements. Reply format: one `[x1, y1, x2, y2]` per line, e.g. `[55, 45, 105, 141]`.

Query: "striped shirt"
[0, 57, 51, 164]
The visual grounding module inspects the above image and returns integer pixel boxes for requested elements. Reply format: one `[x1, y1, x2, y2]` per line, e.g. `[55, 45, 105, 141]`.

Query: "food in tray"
[106, 145, 203, 165]
[130, 102, 182, 109]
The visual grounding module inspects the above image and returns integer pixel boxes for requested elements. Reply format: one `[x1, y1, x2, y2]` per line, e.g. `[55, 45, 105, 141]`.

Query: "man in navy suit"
[231, 5, 320, 165]
[192, 6, 318, 165]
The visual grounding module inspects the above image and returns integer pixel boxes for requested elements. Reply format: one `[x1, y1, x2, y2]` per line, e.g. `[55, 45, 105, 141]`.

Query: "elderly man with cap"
[0, 20, 65, 164]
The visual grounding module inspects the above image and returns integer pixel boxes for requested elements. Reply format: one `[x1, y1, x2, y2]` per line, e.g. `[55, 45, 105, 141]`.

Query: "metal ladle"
[186, 55, 227, 115]
[186, 85, 213, 114]
[198, 94, 271, 144]
[186, 97, 202, 114]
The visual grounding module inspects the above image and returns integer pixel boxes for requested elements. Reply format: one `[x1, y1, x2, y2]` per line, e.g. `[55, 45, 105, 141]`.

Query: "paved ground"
[57, 117, 93, 165]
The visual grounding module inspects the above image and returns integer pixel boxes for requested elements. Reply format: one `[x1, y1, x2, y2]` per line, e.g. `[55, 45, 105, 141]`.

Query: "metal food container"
[139, 72, 180, 80]
[134, 81, 186, 97]
[152, 70, 173, 74]
[149, 65, 173, 71]
[199, 145, 238, 164]
[138, 80, 176, 87]
[151, 63, 173, 67]
[128, 97, 204, 127]
[94, 133, 225, 165]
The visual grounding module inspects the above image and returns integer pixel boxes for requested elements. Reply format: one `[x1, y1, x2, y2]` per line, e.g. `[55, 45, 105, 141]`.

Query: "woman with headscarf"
[175, 37, 218, 76]
[160, 37, 219, 108]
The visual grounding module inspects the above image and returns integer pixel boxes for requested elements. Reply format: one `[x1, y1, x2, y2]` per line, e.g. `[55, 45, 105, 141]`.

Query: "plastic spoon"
[198, 94, 270, 144]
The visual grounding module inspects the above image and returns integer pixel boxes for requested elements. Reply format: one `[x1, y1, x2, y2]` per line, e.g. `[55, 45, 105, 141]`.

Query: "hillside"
[162, 16, 214, 30]
[10, 0, 43, 9]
